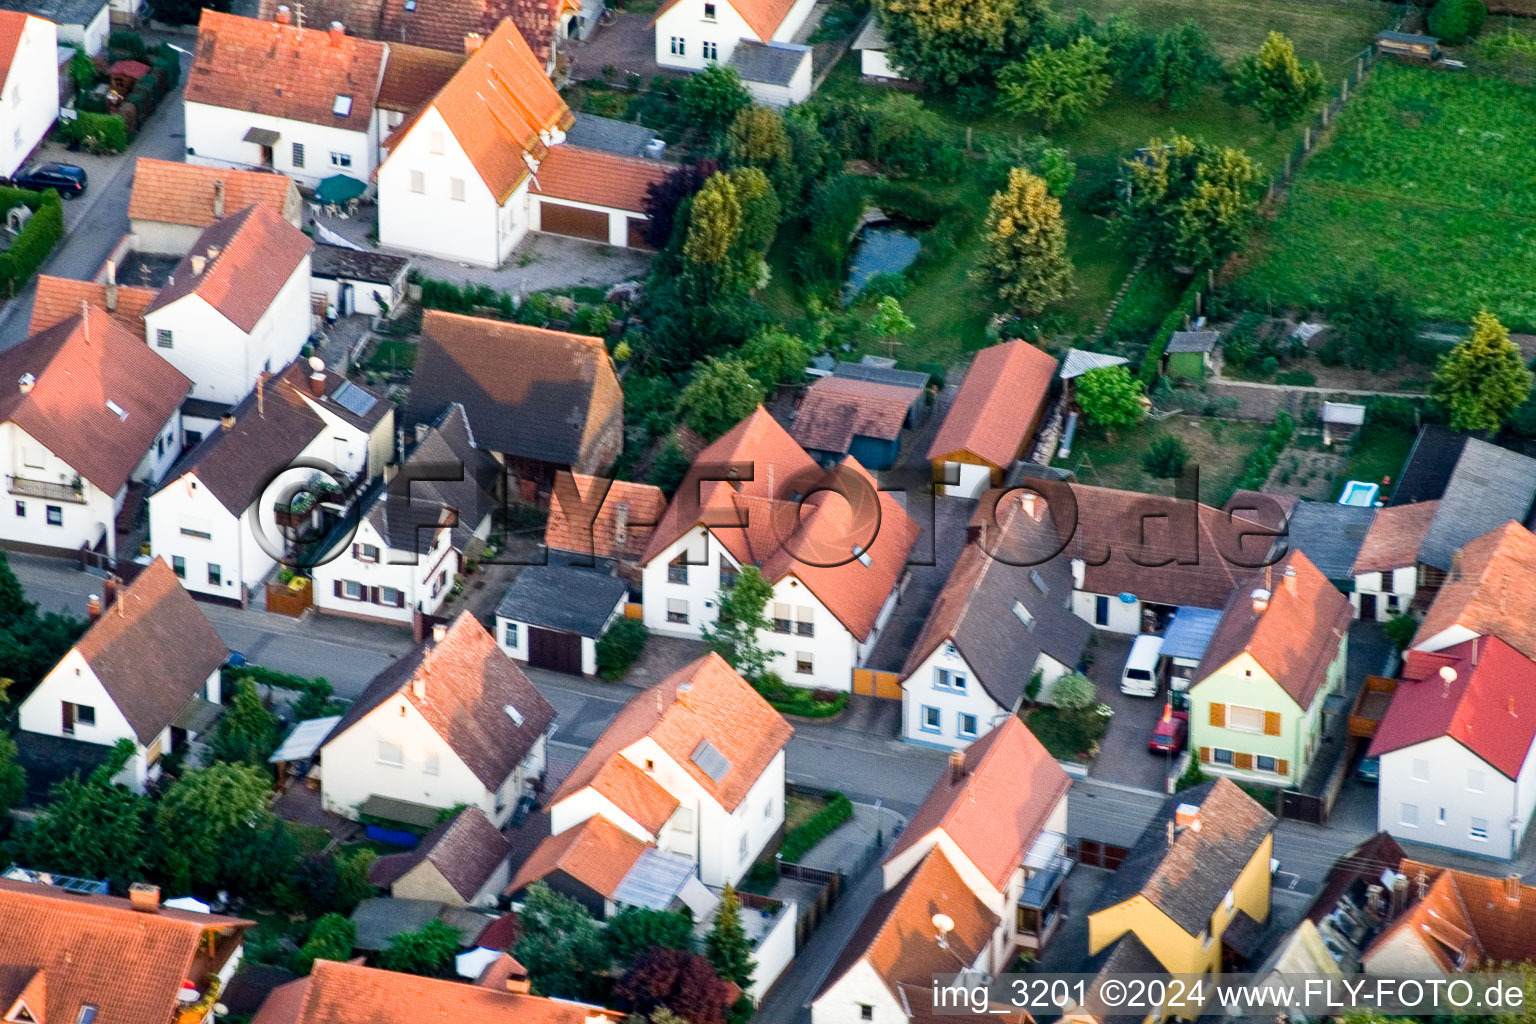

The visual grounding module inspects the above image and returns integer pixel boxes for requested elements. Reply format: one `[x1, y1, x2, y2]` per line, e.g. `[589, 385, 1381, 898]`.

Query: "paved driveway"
[1084, 632, 1173, 792]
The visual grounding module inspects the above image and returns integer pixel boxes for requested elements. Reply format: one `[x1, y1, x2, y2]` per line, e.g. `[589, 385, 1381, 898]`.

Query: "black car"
[12, 163, 88, 199]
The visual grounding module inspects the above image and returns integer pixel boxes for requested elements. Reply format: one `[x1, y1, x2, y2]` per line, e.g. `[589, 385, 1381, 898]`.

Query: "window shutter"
[352, 543, 360, 559]
[1235, 752, 1254, 770]
[1200, 747, 1211, 764]
[1277, 759, 1289, 777]
[1208, 702, 1225, 728]
[370, 587, 381, 604]
[1263, 711, 1282, 736]
[334, 580, 343, 598]
[394, 590, 405, 608]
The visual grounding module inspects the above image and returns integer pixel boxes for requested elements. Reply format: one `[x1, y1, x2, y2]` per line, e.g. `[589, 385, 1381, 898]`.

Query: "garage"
[538, 201, 609, 243]
[494, 566, 629, 676]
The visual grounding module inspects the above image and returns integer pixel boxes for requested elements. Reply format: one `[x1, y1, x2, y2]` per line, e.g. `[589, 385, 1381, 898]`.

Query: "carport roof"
[1160, 606, 1222, 661]
[494, 566, 629, 637]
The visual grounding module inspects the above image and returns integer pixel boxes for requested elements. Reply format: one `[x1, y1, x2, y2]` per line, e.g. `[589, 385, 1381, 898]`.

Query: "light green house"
[1189, 551, 1352, 788]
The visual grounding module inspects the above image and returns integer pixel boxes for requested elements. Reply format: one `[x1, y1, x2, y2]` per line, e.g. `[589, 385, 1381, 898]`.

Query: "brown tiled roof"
[188, 10, 387, 128]
[506, 814, 647, 897]
[0, 877, 250, 1024]
[28, 276, 156, 335]
[0, 308, 191, 494]
[71, 558, 229, 743]
[791, 376, 916, 453]
[146, 205, 313, 334]
[533, 145, 673, 215]
[928, 340, 1058, 468]
[816, 847, 1000, 1006]
[1194, 550, 1352, 709]
[1363, 869, 1482, 972]
[550, 653, 792, 815]
[404, 310, 621, 467]
[127, 157, 299, 229]
[253, 957, 619, 1024]
[886, 716, 1070, 892]
[546, 473, 665, 562]
[323, 611, 556, 789]
[648, 0, 795, 42]
[1352, 500, 1441, 574]
[1394, 860, 1536, 966]
[254, 0, 569, 65]
[369, 806, 511, 900]
[374, 41, 463, 113]
[1412, 522, 1536, 662]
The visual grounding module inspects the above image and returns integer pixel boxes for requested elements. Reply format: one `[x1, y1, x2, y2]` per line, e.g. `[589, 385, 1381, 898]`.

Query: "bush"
[779, 791, 853, 862]
[754, 673, 849, 718]
[296, 913, 356, 974]
[1139, 279, 1203, 384]
[1235, 411, 1296, 490]
[1142, 435, 1189, 478]
[1429, 0, 1486, 43]
[108, 30, 146, 61]
[1275, 371, 1316, 386]
[1050, 672, 1096, 711]
[0, 190, 63, 295]
[58, 112, 129, 153]
[596, 618, 647, 680]
[795, 173, 866, 289]
[1384, 613, 1418, 651]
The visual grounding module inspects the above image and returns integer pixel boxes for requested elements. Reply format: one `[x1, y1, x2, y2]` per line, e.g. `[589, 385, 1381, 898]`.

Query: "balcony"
[1018, 831, 1072, 909]
[1349, 676, 1397, 739]
[8, 474, 84, 503]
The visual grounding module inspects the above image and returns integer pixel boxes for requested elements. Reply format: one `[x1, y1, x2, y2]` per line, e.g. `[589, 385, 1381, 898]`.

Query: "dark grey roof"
[1002, 461, 1073, 487]
[1166, 330, 1219, 354]
[565, 114, 661, 159]
[1389, 424, 1467, 506]
[365, 403, 499, 555]
[1285, 501, 1375, 580]
[310, 244, 409, 285]
[831, 361, 930, 390]
[1379, 30, 1437, 43]
[727, 40, 811, 87]
[494, 566, 628, 637]
[1418, 438, 1536, 570]
[0, 0, 106, 28]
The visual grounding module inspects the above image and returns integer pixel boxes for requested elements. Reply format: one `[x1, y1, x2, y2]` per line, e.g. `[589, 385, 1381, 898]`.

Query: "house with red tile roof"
[127, 157, 303, 254]
[1360, 859, 1536, 974]
[1410, 521, 1536, 663]
[640, 406, 920, 692]
[812, 718, 1070, 1024]
[509, 653, 791, 899]
[545, 472, 666, 577]
[0, 877, 251, 1024]
[928, 341, 1059, 497]
[0, 13, 57, 178]
[1350, 499, 1440, 622]
[649, 0, 818, 105]
[28, 274, 157, 336]
[0, 307, 190, 560]
[1368, 635, 1536, 859]
[186, 11, 389, 189]
[17, 557, 227, 791]
[319, 612, 557, 827]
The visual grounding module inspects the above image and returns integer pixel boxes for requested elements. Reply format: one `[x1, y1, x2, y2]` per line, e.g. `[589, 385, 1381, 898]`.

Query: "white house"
[510, 652, 793, 900]
[149, 360, 390, 603]
[494, 566, 628, 676]
[318, 612, 557, 827]
[142, 204, 314, 410]
[17, 557, 228, 791]
[312, 403, 496, 626]
[0, 12, 59, 179]
[185, 10, 387, 189]
[851, 17, 905, 80]
[648, 0, 816, 78]
[0, 307, 189, 560]
[126, 157, 303, 256]
[812, 718, 1073, 1024]
[898, 499, 1090, 750]
[1370, 636, 1536, 860]
[640, 407, 919, 692]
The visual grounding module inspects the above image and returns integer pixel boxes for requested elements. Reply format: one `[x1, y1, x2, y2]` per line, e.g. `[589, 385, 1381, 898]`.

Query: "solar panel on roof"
[333, 380, 378, 417]
[690, 738, 731, 782]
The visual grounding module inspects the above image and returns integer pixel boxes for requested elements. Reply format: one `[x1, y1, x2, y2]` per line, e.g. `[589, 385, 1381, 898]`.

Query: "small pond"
[842, 221, 921, 304]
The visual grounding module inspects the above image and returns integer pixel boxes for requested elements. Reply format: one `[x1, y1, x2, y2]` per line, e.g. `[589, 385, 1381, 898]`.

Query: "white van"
[1120, 635, 1164, 696]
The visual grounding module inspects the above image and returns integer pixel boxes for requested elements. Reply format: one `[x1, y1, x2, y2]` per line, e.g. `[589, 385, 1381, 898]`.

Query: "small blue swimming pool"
[1338, 480, 1380, 507]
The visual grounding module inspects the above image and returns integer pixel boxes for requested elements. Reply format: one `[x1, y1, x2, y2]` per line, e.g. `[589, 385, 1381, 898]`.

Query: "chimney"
[1174, 802, 1200, 830]
[308, 356, 327, 398]
[329, 20, 345, 44]
[948, 749, 965, 786]
[1391, 874, 1409, 918]
[87, 594, 102, 620]
[190, 254, 207, 276]
[464, 31, 484, 54]
[213, 179, 226, 219]
[257, 372, 267, 416]
[206, 245, 221, 262]
[104, 576, 118, 612]
[1283, 564, 1298, 596]
[104, 258, 118, 312]
[128, 882, 161, 912]
[432, 622, 448, 643]
[220, 413, 236, 431]
[1506, 873, 1522, 903]
[17, 373, 34, 395]
[507, 975, 532, 995]
[275, 3, 291, 22]
[1250, 588, 1271, 614]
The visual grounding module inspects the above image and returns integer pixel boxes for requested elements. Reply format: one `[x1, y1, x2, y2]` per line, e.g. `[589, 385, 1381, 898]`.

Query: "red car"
[1148, 710, 1189, 754]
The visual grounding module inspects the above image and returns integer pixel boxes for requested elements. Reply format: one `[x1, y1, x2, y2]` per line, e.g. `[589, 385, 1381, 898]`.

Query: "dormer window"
[1012, 600, 1035, 629]
[333, 94, 353, 116]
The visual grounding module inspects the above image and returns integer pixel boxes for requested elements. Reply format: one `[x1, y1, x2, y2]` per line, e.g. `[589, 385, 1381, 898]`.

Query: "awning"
[172, 696, 223, 734]
[243, 126, 280, 146]
[315, 173, 367, 205]
[269, 715, 342, 763]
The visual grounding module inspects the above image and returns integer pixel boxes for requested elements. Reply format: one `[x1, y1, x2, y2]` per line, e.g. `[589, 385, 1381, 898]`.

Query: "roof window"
[333, 94, 353, 116]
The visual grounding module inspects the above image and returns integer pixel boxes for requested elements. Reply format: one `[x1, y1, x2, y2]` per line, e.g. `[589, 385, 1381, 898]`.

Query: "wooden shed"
[1375, 31, 1441, 61]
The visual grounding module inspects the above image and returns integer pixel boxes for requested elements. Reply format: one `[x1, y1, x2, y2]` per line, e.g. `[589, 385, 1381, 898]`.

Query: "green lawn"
[1065, 0, 1390, 64]
[1241, 63, 1536, 328]
[1056, 416, 1271, 506]
[1335, 422, 1418, 496]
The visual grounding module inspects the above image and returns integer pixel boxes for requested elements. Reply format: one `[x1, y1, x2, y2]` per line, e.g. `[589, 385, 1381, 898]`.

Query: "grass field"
[1066, 0, 1390, 63]
[1056, 416, 1271, 505]
[1241, 63, 1536, 328]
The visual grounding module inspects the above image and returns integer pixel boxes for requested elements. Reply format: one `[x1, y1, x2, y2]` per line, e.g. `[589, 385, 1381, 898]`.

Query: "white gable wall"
[185, 103, 376, 190]
[1377, 733, 1534, 860]
[0, 16, 59, 179]
[900, 640, 1009, 750]
[653, 0, 754, 69]
[0, 423, 122, 558]
[149, 470, 244, 599]
[810, 959, 908, 1024]
[312, 517, 458, 624]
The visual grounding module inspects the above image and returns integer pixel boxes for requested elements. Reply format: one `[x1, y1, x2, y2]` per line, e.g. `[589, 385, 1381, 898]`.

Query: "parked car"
[1120, 634, 1164, 696]
[1356, 754, 1380, 784]
[13, 163, 88, 199]
[1148, 709, 1189, 754]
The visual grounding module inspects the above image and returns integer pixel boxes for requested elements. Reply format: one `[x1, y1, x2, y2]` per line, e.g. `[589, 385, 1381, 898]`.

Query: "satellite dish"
[932, 913, 954, 936]
[1439, 666, 1458, 683]
[308, 355, 325, 371]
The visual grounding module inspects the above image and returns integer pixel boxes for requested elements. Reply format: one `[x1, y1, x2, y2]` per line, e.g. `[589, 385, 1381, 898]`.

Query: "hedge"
[1138, 277, 1204, 384]
[0, 190, 63, 295]
[755, 673, 848, 718]
[1234, 411, 1296, 491]
[596, 618, 647, 680]
[59, 112, 129, 153]
[779, 791, 853, 863]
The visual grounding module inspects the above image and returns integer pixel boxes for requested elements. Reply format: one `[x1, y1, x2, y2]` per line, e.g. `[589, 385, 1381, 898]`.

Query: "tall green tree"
[870, 296, 916, 352]
[725, 107, 800, 206]
[1230, 31, 1325, 126]
[1075, 365, 1146, 433]
[873, 0, 1040, 85]
[514, 882, 610, 1000]
[379, 919, 461, 977]
[996, 37, 1111, 129]
[0, 733, 25, 816]
[154, 761, 276, 891]
[15, 739, 151, 890]
[681, 173, 745, 302]
[739, 327, 812, 392]
[702, 566, 773, 681]
[211, 678, 280, 767]
[1129, 21, 1223, 110]
[1432, 310, 1534, 432]
[678, 357, 766, 440]
[724, 166, 780, 287]
[679, 65, 752, 148]
[607, 907, 696, 967]
[1429, 0, 1487, 44]
[974, 167, 1074, 314]
[296, 913, 357, 974]
[705, 885, 755, 990]
[1118, 134, 1262, 268]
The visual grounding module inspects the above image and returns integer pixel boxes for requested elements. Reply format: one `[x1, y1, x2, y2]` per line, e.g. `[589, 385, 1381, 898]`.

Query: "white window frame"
[1400, 802, 1419, 828]
[1412, 758, 1430, 782]
[957, 713, 977, 739]
[377, 738, 404, 767]
[1469, 817, 1489, 842]
[410, 170, 425, 194]
[1226, 705, 1264, 734]
[920, 705, 941, 733]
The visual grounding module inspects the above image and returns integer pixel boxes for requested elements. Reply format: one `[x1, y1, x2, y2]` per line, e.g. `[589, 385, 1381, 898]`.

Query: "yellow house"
[1087, 778, 1276, 980]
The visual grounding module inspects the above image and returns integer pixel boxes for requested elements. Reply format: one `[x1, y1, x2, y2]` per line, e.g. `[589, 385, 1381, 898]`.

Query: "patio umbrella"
[315, 174, 366, 205]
